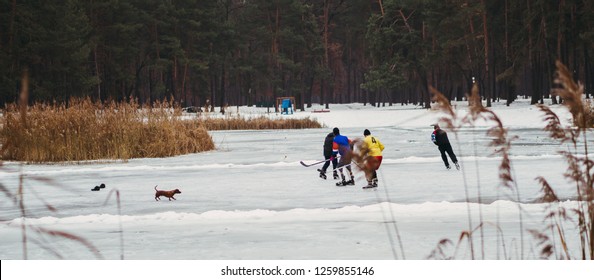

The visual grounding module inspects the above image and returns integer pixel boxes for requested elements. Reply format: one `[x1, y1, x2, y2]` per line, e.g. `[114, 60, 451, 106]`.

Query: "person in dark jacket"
[318, 130, 339, 180]
[431, 123, 460, 170]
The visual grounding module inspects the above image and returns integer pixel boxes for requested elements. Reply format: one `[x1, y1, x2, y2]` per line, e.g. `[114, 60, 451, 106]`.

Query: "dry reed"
[1, 98, 215, 162]
[429, 84, 479, 259]
[198, 115, 322, 130]
[428, 61, 593, 259]
[1, 99, 322, 163]
[0, 82, 323, 259]
[1, 72, 105, 259]
[535, 60, 594, 259]
[430, 83, 524, 259]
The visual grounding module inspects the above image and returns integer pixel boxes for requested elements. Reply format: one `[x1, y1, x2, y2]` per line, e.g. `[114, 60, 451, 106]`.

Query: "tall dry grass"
[1, 71, 104, 259]
[532, 60, 593, 259]
[350, 139, 406, 260]
[1, 99, 323, 163]
[427, 60, 593, 260]
[198, 115, 322, 130]
[1, 98, 214, 162]
[0, 69, 323, 259]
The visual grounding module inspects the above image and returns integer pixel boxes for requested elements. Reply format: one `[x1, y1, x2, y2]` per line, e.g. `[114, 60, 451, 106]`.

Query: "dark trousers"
[438, 143, 458, 167]
[336, 153, 353, 179]
[321, 154, 338, 172]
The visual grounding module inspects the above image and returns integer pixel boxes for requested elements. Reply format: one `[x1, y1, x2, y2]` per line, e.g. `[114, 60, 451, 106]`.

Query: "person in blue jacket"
[332, 127, 355, 186]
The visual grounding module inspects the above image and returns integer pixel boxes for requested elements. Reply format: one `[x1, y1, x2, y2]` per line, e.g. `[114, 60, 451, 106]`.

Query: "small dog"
[154, 185, 181, 201]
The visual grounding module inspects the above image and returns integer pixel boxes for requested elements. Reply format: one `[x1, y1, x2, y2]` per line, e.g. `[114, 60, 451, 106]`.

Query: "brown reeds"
[1, 98, 215, 162]
[349, 138, 406, 260]
[428, 79, 594, 259]
[1, 98, 322, 163]
[1, 73, 104, 259]
[427, 239, 454, 260]
[198, 115, 322, 130]
[431, 83, 524, 259]
[103, 188, 124, 260]
[535, 61, 594, 259]
[552, 60, 588, 128]
[430, 84, 478, 259]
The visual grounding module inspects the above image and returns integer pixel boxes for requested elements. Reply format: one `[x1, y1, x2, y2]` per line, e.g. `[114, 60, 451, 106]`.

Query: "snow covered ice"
[0, 98, 591, 260]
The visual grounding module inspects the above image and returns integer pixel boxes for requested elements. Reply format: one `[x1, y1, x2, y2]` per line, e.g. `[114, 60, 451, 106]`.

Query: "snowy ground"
[1, 99, 592, 264]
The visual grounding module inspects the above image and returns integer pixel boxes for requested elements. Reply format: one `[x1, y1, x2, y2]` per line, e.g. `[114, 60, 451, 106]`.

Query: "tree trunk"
[323, 0, 331, 109]
[94, 48, 101, 101]
[585, 46, 592, 99]
[481, 0, 491, 107]
[220, 66, 226, 114]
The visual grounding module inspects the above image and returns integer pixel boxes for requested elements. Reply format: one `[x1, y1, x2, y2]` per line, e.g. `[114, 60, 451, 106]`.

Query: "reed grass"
[427, 60, 593, 260]
[197, 115, 322, 130]
[533, 60, 594, 259]
[1, 72, 104, 259]
[429, 84, 481, 259]
[1, 98, 322, 163]
[0, 75, 323, 258]
[2, 98, 216, 162]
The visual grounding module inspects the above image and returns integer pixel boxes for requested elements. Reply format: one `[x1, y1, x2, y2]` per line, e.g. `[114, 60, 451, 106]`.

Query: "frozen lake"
[1, 101, 591, 260]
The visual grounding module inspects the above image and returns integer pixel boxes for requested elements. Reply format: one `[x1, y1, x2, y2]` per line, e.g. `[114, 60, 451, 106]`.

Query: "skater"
[332, 127, 355, 186]
[431, 123, 460, 170]
[318, 130, 339, 180]
[361, 129, 384, 188]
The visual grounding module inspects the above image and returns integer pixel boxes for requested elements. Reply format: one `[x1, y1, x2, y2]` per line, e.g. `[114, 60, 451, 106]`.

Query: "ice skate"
[317, 169, 327, 179]
[363, 180, 376, 189]
[345, 177, 355, 185]
[336, 180, 348, 187]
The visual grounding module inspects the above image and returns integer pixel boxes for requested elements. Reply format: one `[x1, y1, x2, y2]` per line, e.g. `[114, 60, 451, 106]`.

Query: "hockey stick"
[299, 157, 337, 167]
[331, 163, 352, 172]
[331, 159, 362, 172]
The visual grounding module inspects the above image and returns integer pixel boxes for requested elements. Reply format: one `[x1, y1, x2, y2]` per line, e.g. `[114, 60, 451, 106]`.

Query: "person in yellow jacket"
[361, 129, 384, 188]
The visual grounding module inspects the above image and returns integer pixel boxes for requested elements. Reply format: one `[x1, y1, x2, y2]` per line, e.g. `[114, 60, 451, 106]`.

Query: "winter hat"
[333, 127, 340, 135]
[363, 129, 371, 136]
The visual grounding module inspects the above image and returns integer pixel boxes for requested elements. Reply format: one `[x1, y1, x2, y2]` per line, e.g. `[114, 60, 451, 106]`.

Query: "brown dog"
[154, 185, 181, 201]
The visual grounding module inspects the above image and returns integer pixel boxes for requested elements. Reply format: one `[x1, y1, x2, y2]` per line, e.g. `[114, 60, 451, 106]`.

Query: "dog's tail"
[154, 185, 158, 191]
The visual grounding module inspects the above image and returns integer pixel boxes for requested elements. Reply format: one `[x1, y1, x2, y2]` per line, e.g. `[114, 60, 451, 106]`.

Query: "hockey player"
[317, 130, 339, 180]
[332, 127, 355, 186]
[361, 129, 384, 188]
[431, 123, 460, 170]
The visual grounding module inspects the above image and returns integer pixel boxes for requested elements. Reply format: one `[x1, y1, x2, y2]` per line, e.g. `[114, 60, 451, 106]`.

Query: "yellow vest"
[363, 135, 384, 156]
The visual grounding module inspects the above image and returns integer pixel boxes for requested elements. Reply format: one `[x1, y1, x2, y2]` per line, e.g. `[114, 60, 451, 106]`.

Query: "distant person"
[431, 123, 460, 170]
[332, 127, 355, 186]
[361, 129, 384, 188]
[318, 130, 339, 180]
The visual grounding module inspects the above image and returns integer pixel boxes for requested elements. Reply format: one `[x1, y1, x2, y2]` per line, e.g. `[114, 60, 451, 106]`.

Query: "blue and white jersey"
[333, 134, 351, 156]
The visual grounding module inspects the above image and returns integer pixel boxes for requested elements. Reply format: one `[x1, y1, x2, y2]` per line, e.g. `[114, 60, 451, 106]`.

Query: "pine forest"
[1, 0, 593, 111]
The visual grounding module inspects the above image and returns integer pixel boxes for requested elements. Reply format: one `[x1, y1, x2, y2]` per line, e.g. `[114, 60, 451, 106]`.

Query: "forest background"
[1, 0, 593, 112]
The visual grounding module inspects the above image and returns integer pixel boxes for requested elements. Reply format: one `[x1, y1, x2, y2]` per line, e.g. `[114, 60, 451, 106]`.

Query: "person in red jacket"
[431, 123, 460, 170]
